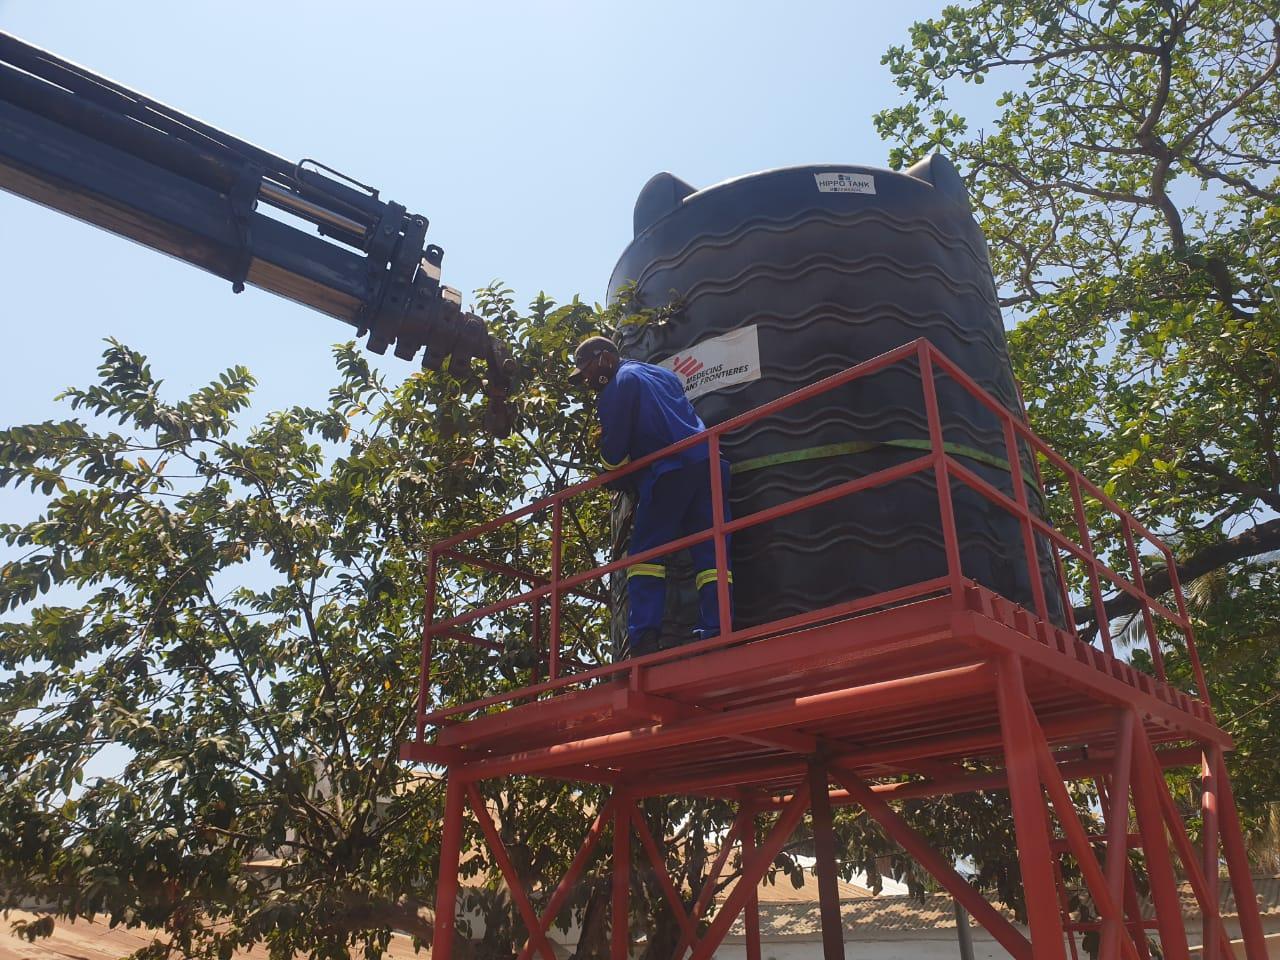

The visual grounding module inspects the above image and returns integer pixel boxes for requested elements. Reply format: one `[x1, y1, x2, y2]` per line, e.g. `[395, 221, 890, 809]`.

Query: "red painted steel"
[465, 785, 558, 960]
[631, 804, 700, 947]
[997, 656, 1069, 960]
[808, 762, 846, 960]
[515, 798, 615, 960]
[671, 811, 746, 960]
[742, 815, 762, 960]
[1202, 753, 1222, 960]
[612, 796, 631, 960]
[404, 340, 1264, 960]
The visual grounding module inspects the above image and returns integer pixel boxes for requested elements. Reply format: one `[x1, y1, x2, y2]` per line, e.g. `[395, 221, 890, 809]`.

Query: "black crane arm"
[0, 31, 516, 435]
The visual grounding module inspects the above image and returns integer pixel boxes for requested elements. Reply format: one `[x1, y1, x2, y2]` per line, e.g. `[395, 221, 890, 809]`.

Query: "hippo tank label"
[660, 325, 761, 400]
[814, 171, 876, 194]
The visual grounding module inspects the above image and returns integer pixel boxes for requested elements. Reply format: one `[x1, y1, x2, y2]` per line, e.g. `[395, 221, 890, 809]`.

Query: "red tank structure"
[402, 339, 1269, 960]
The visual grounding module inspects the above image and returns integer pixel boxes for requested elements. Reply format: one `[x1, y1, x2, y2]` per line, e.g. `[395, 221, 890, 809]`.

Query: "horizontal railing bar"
[924, 344, 1175, 557]
[419, 578, 953, 725]
[722, 454, 933, 536]
[443, 549, 602, 602]
[432, 338, 927, 553]
[413, 340, 1203, 733]
[428, 453, 935, 640]
[945, 457, 1189, 630]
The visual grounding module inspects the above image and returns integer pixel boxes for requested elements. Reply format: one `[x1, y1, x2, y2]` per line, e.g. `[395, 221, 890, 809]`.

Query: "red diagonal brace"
[1102, 711, 1137, 960]
[996, 655, 1068, 960]
[688, 783, 813, 960]
[516, 796, 615, 960]
[1128, 718, 1192, 960]
[1132, 732, 1236, 960]
[1024, 709, 1141, 960]
[1212, 746, 1269, 960]
[630, 803, 700, 949]
[464, 785, 557, 960]
[829, 765, 1033, 960]
[674, 808, 751, 960]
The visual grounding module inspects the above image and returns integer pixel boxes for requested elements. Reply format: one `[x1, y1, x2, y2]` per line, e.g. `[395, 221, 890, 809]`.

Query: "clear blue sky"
[0, 0, 962, 429]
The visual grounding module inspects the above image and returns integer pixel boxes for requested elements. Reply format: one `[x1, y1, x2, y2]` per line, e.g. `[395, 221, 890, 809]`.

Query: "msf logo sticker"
[660, 326, 762, 400]
[669, 355, 705, 378]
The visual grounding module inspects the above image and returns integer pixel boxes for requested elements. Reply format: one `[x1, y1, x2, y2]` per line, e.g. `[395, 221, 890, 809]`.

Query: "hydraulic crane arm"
[0, 31, 516, 435]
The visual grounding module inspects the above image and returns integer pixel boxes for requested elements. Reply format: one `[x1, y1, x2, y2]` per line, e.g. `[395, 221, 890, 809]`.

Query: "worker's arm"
[596, 370, 636, 472]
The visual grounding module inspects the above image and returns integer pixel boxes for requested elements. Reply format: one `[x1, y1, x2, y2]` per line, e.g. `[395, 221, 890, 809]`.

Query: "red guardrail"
[411, 339, 1208, 742]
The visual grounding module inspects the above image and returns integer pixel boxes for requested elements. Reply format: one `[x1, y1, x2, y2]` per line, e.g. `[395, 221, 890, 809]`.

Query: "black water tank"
[607, 156, 1064, 648]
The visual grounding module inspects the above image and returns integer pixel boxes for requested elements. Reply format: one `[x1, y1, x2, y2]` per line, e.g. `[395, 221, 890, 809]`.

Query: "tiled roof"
[719, 872, 874, 905]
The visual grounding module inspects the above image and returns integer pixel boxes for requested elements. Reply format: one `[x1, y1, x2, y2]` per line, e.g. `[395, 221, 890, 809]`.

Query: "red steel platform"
[402, 340, 1268, 960]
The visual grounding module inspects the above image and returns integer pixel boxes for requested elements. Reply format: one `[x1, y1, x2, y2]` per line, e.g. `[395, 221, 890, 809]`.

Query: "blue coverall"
[596, 360, 733, 644]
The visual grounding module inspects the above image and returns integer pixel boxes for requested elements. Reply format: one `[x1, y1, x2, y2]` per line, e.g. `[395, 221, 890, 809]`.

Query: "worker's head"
[569, 336, 620, 392]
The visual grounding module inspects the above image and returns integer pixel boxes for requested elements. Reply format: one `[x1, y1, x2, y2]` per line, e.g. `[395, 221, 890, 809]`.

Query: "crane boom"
[0, 31, 516, 434]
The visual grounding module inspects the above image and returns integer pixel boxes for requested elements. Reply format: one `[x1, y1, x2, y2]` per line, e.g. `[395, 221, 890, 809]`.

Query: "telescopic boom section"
[0, 31, 516, 435]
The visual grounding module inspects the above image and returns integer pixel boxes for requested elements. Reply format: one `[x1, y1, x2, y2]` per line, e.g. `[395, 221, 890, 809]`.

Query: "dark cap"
[569, 336, 618, 387]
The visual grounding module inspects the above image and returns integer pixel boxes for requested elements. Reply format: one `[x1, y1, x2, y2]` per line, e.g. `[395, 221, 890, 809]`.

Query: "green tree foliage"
[876, 0, 1279, 836]
[0, 287, 1064, 958]
[0, 287, 611, 959]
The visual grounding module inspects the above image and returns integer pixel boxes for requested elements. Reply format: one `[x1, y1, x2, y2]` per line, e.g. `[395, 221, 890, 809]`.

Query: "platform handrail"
[412, 338, 1209, 742]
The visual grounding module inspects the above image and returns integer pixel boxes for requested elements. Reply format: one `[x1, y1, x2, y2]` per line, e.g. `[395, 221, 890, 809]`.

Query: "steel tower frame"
[403, 339, 1267, 960]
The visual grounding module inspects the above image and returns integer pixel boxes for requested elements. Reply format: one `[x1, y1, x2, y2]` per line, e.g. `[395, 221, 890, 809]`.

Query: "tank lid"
[633, 172, 697, 237]
[903, 153, 969, 210]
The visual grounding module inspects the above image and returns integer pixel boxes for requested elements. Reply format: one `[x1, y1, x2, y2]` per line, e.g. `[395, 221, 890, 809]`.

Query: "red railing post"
[1002, 416, 1051, 626]
[1162, 544, 1211, 705]
[1121, 519, 1163, 680]
[531, 598, 544, 684]
[918, 342, 965, 600]
[415, 547, 439, 742]
[550, 498, 563, 680]
[708, 433, 732, 637]
[1018, 387, 1078, 639]
[1069, 474, 1115, 657]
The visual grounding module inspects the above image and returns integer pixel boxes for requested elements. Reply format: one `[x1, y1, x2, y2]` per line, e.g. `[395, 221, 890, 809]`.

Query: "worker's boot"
[627, 629, 662, 659]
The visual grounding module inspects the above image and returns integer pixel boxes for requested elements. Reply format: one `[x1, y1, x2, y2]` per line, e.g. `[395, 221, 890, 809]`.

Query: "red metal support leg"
[1132, 732, 1235, 960]
[612, 794, 631, 960]
[1202, 751, 1221, 960]
[464, 785, 557, 960]
[995, 655, 1068, 960]
[1024, 710, 1140, 960]
[743, 812, 762, 960]
[809, 762, 847, 960]
[829, 766, 1033, 960]
[1053, 856, 1082, 960]
[1097, 775, 1153, 960]
[430, 772, 467, 960]
[1128, 719, 1192, 960]
[688, 784, 813, 960]
[1212, 746, 1269, 960]
[1102, 711, 1137, 960]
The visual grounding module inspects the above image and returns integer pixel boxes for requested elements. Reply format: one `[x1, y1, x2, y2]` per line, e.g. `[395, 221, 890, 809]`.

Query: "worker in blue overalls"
[570, 336, 733, 659]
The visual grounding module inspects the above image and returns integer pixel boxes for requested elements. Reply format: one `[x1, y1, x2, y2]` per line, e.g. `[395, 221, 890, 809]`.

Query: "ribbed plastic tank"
[607, 156, 1064, 651]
